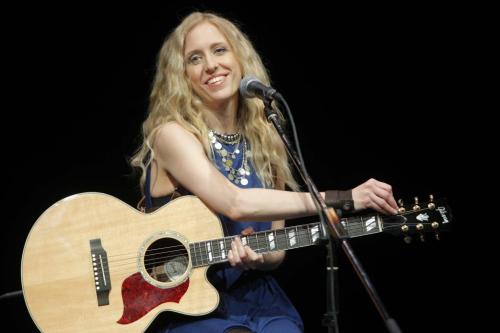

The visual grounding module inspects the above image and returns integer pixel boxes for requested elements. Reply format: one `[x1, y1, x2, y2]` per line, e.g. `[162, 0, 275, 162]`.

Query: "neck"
[204, 96, 239, 134]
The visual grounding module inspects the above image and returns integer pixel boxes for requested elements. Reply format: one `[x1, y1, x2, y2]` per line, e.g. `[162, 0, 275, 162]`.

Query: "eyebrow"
[185, 42, 228, 58]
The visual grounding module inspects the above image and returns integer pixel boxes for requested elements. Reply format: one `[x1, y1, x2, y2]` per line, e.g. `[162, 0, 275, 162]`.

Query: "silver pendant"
[240, 178, 248, 186]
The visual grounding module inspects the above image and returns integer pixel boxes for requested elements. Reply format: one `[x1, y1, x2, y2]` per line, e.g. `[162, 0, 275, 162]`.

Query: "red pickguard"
[117, 272, 189, 324]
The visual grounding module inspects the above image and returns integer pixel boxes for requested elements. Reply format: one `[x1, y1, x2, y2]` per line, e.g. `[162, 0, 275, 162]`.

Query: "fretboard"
[189, 213, 383, 268]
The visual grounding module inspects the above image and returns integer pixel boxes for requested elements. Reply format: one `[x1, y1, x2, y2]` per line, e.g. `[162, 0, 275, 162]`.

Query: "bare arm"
[154, 122, 319, 222]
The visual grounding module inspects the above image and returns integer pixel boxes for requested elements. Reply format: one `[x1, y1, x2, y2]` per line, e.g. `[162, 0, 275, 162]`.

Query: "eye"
[188, 54, 202, 65]
[214, 46, 227, 55]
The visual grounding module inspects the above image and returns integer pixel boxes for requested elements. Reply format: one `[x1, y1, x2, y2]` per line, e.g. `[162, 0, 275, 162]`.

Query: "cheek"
[185, 67, 199, 84]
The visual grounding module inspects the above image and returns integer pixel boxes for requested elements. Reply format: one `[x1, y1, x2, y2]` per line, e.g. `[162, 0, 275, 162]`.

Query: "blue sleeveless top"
[148, 137, 303, 333]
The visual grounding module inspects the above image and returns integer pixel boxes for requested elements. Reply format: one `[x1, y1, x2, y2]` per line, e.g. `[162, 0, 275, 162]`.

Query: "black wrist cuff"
[325, 190, 354, 213]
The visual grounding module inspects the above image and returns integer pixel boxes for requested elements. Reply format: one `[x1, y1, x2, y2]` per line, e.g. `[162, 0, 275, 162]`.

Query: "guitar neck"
[189, 213, 383, 267]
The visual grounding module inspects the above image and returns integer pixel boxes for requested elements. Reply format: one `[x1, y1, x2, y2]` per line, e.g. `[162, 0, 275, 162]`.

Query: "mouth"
[204, 74, 229, 87]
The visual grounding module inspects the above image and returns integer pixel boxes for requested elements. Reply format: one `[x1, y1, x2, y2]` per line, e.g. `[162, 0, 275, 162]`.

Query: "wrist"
[325, 190, 354, 213]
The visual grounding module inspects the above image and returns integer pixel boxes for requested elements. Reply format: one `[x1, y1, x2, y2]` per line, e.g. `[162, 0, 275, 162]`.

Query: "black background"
[1, 2, 472, 332]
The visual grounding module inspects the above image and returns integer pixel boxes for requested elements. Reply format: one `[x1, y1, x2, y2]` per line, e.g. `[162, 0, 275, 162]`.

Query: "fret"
[310, 223, 321, 244]
[193, 243, 199, 266]
[342, 216, 357, 236]
[305, 224, 313, 245]
[257, 232, 268, 253]
[297, 225, 309, 247]
[267, 230, 276, 251]
[201, 241, 209, 265]
[364, 216, 378, 233]
[247, 234, 257, 252]
[225, 237, 232, 258]
[219, 240, 226, 260]
[189, 243, 198, 267]
[191, 242, 198, 267]
[207, 241, 213, 262]
[342, 215, 380, 238]
[211, 239, 220, 263]
[275, 229, 288, 251]
[287, 227, 298, 248]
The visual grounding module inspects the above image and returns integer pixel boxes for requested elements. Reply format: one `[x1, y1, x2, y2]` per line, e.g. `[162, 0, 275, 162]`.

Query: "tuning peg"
[397, 199, 406, 213]
[416, 223, 425, 242]
[413, 197, 421, 210]
[401, 224, 411, 243]
[431, 221, 440, 240]
[428, 194, 436, 210]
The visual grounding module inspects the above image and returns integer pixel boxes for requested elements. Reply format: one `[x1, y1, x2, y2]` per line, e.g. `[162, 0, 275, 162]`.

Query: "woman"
[131, 11, 398, 333]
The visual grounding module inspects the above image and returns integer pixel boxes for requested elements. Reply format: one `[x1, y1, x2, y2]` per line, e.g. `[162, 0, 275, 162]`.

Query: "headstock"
[382, 195, 452, 243]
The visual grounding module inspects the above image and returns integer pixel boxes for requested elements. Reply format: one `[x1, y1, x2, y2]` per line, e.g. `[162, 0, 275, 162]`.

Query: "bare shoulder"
[155, 122, 203, 151]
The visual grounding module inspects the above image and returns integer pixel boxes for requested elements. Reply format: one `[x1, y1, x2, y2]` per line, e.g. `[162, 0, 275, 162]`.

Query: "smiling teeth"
[207, 76, 225, 85]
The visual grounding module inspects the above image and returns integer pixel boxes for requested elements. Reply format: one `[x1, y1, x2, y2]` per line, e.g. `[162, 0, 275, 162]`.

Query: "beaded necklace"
[209, 130, 251, 186]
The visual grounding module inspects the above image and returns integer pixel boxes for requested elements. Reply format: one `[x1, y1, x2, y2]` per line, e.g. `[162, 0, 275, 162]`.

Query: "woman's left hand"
[227, 227, 264, 270]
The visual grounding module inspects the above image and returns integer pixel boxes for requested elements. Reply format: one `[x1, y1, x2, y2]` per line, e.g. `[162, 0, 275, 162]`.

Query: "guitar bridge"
[90, 239, 111, 306]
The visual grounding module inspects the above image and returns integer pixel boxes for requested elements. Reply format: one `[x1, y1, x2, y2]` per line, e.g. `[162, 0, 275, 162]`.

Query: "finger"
[230, 241, 241, 265]
[234, 237, 247, 259]
[369, 192, 396, 215]
[387, 195, 398, 211]
[241, 226, 254, 236]
[227, 249, 236, 267]
[373, 179, 392, 192]
[374, 181, 398, 210]
[232, 238, 248, 270]
[245, 247, 264, 269]
[372, 186, 398, 214]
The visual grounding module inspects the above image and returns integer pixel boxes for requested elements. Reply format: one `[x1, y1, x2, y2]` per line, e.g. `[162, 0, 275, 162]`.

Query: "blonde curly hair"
[130, 12, 299, 193]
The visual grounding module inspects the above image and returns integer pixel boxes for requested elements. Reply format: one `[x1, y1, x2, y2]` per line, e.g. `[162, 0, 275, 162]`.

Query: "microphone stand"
[263, 97, 402, 333]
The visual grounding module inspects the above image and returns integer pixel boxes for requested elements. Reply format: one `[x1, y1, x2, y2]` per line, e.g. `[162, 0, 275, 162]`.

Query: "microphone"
[239, 75, 280, 100]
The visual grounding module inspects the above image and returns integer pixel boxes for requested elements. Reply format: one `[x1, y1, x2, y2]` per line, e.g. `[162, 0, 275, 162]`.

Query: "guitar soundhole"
[144, 237, 189, 283]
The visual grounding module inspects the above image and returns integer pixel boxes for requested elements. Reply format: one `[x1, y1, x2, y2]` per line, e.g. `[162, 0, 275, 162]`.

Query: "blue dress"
[148, 138, 303, 333]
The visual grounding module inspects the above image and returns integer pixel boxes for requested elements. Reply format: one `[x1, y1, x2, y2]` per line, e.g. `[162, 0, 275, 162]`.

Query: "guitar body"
[22, 193, 221, 333]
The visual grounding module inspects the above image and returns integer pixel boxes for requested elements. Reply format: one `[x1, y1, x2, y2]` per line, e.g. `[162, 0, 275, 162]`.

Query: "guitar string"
[104, 222, 320, 263]
[98, 221, 439, 277]
[101, 227, 316, 273]
[102, 215, 436, 270]
[104, 211, 412, 265]
[103, 221, 431, 272]
[105, 207, 418, 263]
[98, 225, 322, 274]
[98, 221, 442, 278]
[96, 208, 442, 275]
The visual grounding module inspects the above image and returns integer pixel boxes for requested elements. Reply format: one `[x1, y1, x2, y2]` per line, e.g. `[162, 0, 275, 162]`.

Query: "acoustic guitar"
[21, 193, 451, 332]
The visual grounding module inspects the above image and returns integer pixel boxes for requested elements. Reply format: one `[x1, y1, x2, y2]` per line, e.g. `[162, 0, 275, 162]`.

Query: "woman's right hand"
[351, 178, 398, 215]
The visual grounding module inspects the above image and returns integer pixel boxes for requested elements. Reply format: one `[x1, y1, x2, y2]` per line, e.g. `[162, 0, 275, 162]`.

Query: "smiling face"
[184, 21, 242, 110]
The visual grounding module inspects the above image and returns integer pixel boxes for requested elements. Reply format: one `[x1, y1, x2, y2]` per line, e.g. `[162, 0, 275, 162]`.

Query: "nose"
[205, 55, 218, 73]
